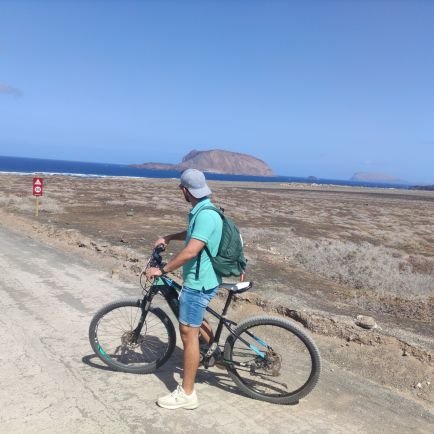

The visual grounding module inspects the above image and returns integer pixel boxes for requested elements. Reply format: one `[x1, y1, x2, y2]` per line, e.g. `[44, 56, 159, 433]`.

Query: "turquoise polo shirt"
[183, 198, 223, 290]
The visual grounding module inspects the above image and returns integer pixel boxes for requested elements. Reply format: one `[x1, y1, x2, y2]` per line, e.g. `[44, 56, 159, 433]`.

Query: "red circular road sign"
[33, 177, 44, 196]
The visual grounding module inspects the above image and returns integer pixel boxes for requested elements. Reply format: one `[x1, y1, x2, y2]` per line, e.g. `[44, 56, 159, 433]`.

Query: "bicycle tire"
[224, 315, 321, 404]
[89, 298, 176, 374]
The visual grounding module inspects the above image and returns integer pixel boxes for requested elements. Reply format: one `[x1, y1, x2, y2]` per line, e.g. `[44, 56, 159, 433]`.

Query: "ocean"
[0, 155, 410, 189]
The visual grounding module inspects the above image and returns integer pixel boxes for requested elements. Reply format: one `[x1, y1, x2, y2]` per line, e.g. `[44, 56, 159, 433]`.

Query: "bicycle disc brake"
[250, 350, 282, 377]
[121, 323, 147, 349]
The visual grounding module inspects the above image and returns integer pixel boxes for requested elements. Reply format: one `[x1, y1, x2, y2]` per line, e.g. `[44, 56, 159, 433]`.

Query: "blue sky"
[1, 1, 433, 183]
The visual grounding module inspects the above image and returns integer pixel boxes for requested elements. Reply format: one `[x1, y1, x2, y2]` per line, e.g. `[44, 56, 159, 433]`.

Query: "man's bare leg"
[199, 319, 214, 345]
[180, 324, 200, 395]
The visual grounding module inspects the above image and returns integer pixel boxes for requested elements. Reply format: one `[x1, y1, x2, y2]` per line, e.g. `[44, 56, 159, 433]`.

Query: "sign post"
[33, 177, 44, 216]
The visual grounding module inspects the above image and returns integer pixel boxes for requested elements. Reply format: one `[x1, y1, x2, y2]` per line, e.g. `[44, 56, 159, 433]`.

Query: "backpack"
[195, 205, 247, 279]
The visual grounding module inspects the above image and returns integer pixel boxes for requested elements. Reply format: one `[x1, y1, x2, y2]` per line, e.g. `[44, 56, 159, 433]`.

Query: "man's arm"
[163, 238, 204, 273]
[154, 230, 187, 248]
[146, 238, 204, 279]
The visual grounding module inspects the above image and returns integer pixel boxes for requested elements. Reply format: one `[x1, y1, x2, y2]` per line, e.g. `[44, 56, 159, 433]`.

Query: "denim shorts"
[178, 285, 219, 328]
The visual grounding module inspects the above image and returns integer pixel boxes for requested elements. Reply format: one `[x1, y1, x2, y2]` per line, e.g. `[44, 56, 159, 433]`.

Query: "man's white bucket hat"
[180, 168, 212, 198]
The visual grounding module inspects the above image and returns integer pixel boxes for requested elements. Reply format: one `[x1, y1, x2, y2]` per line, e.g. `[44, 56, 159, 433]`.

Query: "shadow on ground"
[82, 346, 257, 401]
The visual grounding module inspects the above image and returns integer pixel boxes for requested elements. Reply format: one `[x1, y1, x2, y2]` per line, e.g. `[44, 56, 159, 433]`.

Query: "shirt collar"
[189, 198, 211, 217]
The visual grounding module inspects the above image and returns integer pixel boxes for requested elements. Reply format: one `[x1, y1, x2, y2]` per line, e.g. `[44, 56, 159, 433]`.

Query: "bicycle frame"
[89, 244, 321, 405]
[138, 275, 268, 365]
[89, 256, 321, 404]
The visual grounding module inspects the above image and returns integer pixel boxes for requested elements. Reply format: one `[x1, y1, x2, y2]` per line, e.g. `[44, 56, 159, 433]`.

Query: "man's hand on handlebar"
[147, 231, 188, 281]
[146, 242, 167, 281]
[145, 267, 163, 281]
[154, 237, 168, 248]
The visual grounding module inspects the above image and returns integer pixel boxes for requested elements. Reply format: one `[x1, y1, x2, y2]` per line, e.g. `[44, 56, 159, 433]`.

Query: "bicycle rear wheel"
[224, 316, 321, 404]
[89, 298, 176, 374]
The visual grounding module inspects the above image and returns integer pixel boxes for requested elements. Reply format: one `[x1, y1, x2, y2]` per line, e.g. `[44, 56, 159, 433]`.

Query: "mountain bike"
[89, 245, 321, 404]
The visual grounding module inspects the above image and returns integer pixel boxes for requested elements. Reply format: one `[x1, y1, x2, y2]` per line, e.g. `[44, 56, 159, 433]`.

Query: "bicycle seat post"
[221, 289, 234, 318]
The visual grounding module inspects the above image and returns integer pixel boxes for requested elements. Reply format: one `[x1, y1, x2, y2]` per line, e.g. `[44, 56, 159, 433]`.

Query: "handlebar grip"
[155, 244, 166, 253]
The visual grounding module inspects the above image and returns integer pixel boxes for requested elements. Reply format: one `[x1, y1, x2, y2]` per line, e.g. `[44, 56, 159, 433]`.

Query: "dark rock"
[130, 265, 142, 275]
[355, 315, 377, 329]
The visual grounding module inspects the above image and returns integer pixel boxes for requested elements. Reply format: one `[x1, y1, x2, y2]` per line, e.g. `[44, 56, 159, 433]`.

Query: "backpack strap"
[194, 206, 224, 280]
[199, 205, 224, 218]
[195, 250, 203, 280]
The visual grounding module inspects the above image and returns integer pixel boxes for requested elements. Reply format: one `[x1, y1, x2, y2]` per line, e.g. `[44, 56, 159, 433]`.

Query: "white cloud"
[0, 83, 22, 97]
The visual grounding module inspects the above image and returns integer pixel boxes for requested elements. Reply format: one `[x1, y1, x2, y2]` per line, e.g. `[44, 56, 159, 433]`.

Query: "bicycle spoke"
[227, 320, 319, 401]
[94, 305, 171, 368]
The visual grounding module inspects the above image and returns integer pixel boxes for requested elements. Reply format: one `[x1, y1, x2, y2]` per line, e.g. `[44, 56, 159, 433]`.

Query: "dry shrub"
[291, 238, 434, 299]
[250, 229, 434, 300]
[401, 255, 434, 275]
[0, 193, 64, 213]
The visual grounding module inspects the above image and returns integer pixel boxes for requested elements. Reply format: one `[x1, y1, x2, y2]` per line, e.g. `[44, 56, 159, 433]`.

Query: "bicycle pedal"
[200, 354, 214, 369]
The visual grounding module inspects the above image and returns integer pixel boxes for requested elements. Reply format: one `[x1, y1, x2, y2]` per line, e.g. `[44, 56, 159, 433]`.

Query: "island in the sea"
[350, 172, 408, 184]
[130, 149, 275, 177]
[411, 185, 434, 191]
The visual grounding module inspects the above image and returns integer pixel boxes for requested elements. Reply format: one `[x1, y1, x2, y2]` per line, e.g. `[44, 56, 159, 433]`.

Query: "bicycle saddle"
[219, 281, 252, 294]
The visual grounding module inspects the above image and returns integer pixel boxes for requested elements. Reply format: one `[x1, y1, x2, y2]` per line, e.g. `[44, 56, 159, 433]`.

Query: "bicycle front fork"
[131, 294, 153, 342]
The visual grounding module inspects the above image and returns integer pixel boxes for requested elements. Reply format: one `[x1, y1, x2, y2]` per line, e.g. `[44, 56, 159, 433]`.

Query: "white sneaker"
[157, 385, 199, 410]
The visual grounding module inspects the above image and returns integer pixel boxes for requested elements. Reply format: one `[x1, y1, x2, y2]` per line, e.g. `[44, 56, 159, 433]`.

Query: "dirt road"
[0, 225, 432, 433]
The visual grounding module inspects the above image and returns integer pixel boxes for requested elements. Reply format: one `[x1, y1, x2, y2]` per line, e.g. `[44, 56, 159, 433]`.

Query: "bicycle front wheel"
[224, 316, 321, 404]
[89, 298, 176, 374]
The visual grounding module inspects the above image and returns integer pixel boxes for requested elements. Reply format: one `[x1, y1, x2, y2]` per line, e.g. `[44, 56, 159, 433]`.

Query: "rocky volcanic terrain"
[0, 174, 433, 411]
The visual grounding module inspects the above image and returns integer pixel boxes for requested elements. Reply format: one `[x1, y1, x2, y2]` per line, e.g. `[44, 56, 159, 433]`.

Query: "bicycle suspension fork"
[131, 290, 156, 342]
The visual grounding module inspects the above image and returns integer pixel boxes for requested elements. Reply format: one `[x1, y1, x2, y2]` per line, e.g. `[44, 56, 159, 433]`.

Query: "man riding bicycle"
[146, 168, 223, 410]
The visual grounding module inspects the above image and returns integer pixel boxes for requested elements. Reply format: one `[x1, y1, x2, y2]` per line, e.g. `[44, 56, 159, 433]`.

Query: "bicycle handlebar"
[155, 244, 166, 254]
[150, 244, 166, 268]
